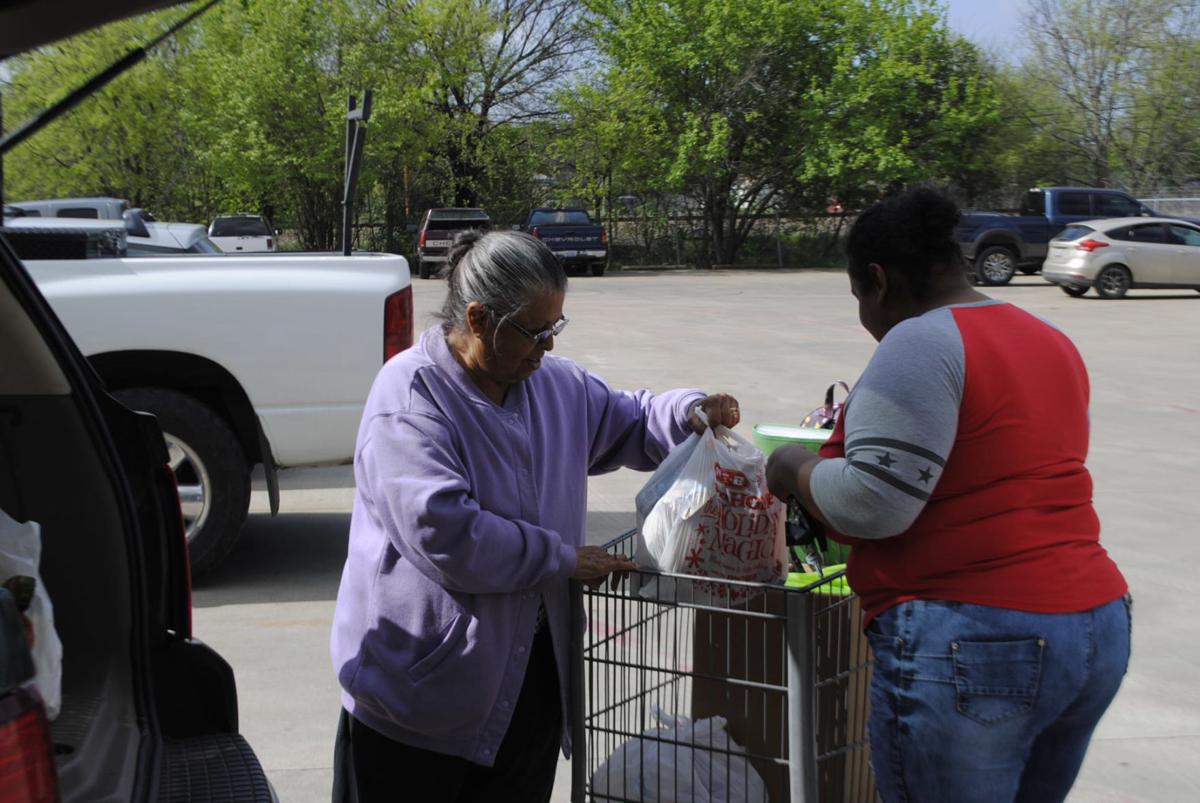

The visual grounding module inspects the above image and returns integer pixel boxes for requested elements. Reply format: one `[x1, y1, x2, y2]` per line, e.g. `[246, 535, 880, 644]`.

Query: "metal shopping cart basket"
[570, 531, 875, 803]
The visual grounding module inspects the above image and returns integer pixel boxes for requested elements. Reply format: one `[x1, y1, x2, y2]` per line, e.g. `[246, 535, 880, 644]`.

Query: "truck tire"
[590, 262, 607, 277]
[975, 246, 1017, 285]
[114, 388, 250, 577]
[1094, 265, 1131, 299]
[418, 259, 432, 279]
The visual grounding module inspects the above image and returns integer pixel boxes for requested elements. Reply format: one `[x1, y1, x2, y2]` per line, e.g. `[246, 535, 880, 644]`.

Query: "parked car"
[208, 214, 278, 253]
[15, 230, 412, 575]
[415, 207, 491, 278]
[1041, 217, 1200, 298]
[523, 207, 608, 276]
[4, 212, 221, 255]
[956, 186, 1199, 285]
[0, 224, 276, 801]
[5, 195, 130, 220]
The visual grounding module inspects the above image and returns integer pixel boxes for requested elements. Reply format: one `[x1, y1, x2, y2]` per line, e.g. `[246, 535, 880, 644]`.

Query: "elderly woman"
[767, 187, 1129, 803]
[330, 230, 739, 802]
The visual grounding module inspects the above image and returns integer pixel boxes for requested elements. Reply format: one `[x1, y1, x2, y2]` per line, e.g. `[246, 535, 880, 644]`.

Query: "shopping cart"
[570, 530, 875, 803]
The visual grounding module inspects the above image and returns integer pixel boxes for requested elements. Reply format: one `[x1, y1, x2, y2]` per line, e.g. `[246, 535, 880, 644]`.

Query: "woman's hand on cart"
[574, 546, 638, 591]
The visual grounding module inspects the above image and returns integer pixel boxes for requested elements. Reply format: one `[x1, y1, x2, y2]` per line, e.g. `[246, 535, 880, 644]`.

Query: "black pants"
[333, 624, 561, 803]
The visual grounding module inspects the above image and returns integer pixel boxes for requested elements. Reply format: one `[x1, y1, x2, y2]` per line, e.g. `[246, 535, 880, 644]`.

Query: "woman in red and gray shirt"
[767, 188, 1129, 803]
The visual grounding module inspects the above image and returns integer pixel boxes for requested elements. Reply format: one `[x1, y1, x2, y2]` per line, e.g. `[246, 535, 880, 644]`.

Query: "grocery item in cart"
[635, 427, 787, 603]
[590, 705, 768, 803]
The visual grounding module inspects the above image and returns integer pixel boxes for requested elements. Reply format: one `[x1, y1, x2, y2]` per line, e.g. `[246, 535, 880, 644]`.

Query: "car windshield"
[1054, 225, 1095, 241]
[211, 218, 270, 237]
[529, 210, 591, 226]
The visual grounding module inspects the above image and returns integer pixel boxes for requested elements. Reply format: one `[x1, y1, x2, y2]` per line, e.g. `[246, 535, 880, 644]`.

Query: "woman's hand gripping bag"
[635, 427, 787, 604]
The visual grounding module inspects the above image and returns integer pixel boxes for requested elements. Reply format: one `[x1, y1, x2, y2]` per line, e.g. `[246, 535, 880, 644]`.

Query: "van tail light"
[530, 227, 541, 239]
[266, 237, 273, 250]
[384, 287, 414, 362]
[0, 687, 60, 803]
[1075, 239, 1109, 252]
[418, 229, 426, 249]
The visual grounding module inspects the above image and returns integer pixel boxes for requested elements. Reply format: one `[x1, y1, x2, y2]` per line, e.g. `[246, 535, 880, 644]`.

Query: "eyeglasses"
[504, 315, 569, 345]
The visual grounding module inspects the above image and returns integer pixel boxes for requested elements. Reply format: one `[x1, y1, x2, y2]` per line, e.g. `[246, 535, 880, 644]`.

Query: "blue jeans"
[866, 596, 1131, 803]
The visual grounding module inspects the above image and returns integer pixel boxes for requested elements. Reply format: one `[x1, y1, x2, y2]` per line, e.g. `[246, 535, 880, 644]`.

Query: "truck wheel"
[1060, 284, 1090, 297]
[418, 259, 432, 279]
[1094, 265, 1131, 299]
[114, 388, 250, 577]
[975, 246, 1017, 285]
[590, 262, 607, 277]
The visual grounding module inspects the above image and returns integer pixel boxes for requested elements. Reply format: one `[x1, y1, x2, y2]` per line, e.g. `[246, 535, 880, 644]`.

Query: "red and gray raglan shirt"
[811, 300, 1127, 624]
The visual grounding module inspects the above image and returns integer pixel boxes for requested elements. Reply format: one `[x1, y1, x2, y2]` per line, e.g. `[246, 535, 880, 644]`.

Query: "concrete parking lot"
[192, 270, 1200, 802]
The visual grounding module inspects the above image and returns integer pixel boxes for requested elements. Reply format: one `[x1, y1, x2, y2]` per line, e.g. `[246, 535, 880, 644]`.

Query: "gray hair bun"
[447, 230, 484, 273]
[436, 230, 567, 331]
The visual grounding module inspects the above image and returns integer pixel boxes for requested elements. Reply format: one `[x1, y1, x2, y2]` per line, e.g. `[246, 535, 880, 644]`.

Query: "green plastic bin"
[787, 564, 853, 594]
[753, 423, 851, 566]
[752, 423, 832, 456]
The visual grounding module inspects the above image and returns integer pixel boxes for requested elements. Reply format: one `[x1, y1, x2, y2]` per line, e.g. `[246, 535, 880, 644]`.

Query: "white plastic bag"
[0, 510, 63, 719]
[636, 426, 787, 603]
[590, 705, 768, 803]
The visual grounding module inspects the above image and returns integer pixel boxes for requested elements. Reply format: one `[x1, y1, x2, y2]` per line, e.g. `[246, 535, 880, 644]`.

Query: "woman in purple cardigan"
[330, 230, 739, 802]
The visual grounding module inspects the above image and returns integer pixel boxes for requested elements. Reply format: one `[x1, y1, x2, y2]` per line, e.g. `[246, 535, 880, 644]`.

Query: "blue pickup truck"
[959, 187, 1164, 285]
[524, 208, 609, 276]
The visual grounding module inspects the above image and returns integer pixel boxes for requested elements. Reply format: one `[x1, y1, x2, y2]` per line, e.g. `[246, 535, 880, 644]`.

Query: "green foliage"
[1008, 0, 1200, 192]
[574, 0, 1001, 264]
[6, 0, 1193, 264]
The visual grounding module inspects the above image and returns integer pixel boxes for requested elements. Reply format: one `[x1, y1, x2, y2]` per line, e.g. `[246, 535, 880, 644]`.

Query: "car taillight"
[530, 227, 541, 239]
[418, 229, 426, 249]
[1075, 239, 1109, 252]
[0, 688, 59, 803]
[384, 287, 414, 363]
[600, 229, 608, 244]
[266, 237, 273, 250]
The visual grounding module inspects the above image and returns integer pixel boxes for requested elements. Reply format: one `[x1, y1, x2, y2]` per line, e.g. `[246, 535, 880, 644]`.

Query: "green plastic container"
[753, 423, 851, 566]
[752, 423, 832, 456]
[787, 564, 853, 595]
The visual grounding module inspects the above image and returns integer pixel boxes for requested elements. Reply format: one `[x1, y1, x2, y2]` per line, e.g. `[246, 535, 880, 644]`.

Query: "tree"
[798, 1, 1001, 209]
[580, 0, 1001, 266]
[1, 12, 194, 212]
[1019, 0, 1200, 188]
[370, 0, 592, 208]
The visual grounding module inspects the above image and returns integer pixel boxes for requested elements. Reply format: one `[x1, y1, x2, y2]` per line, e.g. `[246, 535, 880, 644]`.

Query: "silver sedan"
[1042, 217, 1200, 298]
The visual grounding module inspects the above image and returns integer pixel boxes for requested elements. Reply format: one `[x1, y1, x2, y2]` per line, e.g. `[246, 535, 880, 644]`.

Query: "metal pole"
[341, 90, 372, 256]
[786, 591, 818, 803]
[569, 580, 587, 803]
[776, 207, 784, 270]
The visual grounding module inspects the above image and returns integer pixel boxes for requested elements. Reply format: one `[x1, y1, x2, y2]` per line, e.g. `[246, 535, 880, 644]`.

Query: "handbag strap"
[824, 380, 850, 409]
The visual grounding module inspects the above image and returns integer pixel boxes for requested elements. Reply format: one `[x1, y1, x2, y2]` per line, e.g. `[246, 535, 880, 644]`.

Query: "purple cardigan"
[331, 326, 703, 765]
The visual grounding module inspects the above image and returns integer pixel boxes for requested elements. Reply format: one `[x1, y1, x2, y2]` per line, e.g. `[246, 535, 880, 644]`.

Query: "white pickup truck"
[19, 239, 412, 574]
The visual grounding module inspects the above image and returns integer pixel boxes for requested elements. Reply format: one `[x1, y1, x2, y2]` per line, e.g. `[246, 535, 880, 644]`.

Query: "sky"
[943, 0, 1026, 57]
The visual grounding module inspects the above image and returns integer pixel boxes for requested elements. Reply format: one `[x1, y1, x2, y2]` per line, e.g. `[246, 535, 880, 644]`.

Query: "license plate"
[557, 250, 578, 258]
[426, 239, 451, 248]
